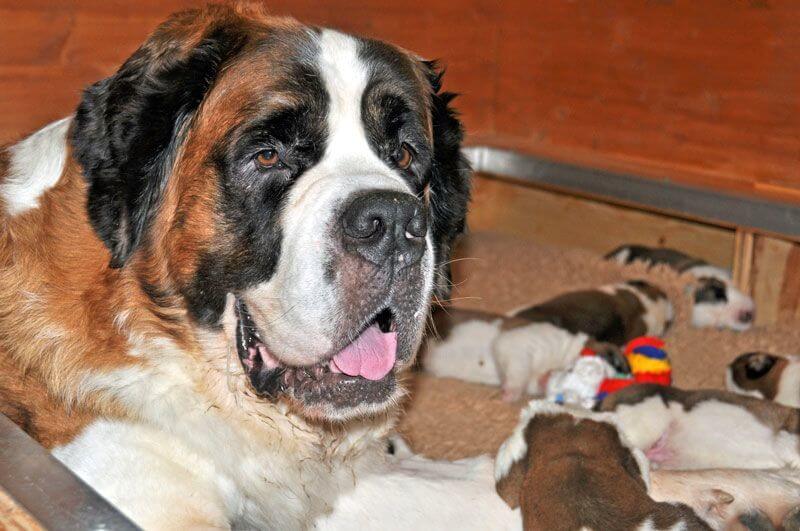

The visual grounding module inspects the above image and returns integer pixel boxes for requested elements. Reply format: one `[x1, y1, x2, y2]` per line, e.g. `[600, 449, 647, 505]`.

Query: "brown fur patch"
[0, 351, 92, 448]
[512, 287, 648, 346]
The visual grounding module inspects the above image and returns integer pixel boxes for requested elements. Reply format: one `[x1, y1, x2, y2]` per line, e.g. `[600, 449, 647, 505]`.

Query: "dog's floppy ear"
[423, 61, 472, 300]
[71, 8, 247, 267]
[495, 456, 527, 508]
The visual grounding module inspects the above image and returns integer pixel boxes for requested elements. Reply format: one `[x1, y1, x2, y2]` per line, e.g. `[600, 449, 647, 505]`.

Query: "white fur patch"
[636, 518, 687, 531]
[610, 247, 631, 265]
[316, 453, 522, 530]
[423, 318, 503, 385]
[2, 117, 71, 215]
[53, 420, 231, 530]
[613, 397, 800, 469]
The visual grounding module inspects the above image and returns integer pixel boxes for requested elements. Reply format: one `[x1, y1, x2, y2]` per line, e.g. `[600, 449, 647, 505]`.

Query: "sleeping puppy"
[727, 352, 800, 407]
[423, 308, 629, 401]
[494, 401, 711, 530]
[606, 244, 755, 331]
[510, 280, 673, 346]
[597, 384, 800, 470]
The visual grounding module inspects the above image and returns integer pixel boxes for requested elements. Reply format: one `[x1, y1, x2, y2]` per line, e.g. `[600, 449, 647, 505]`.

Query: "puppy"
[606, 244, 755, 331]
[494, 401, 711, 530]
[727, 352, 800, 407]
[597, 384, 800, 470]
[510, 280, 673, 346]
[651, 468, 800, 530]
[424, 308, 629, 401]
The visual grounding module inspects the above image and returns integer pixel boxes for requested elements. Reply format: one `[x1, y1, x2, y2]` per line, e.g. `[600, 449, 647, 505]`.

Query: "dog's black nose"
[739, 310, 754, 324]
[341, 191, 427, 268]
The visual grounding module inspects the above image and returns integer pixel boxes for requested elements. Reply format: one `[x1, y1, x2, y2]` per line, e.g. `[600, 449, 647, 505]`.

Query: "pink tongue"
[330, 325, 397, 381]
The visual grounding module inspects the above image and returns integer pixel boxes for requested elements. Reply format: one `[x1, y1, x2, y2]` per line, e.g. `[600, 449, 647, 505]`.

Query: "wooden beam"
[469, 174, 735, 268]
[752, 236, 800, 325]
[732, 229, 755, 294]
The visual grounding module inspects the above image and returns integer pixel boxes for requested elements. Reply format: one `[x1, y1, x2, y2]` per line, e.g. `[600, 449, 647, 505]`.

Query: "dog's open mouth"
[235, 298, 399, 413]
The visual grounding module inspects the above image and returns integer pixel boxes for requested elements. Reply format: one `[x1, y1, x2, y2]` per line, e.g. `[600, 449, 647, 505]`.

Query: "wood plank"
[732, 230, 756, 294]
[0, 1, 798, 205]
[469, 174, 735, 267]
[752, 235, 794, 325]
[490, 0, 800, 202]
[780, 245, 800, 321]
[0, 488, 42, 531]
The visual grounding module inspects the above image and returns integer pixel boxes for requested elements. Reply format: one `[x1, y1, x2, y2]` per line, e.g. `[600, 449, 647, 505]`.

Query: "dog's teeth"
[313, 366, 324, 379]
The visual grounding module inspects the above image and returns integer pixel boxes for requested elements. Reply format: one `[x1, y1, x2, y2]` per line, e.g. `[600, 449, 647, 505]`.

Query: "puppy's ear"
[589, 341, 631, 374]
[495, 457, 526, 508]
[423, 61, 471, 300]
[71, 8, 247, 267]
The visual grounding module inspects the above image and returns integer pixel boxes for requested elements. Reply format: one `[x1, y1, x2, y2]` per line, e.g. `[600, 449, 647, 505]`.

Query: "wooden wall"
[469, 174, 735, 267]
[470, 174, 800, 326]
[1, 1, 798, 203]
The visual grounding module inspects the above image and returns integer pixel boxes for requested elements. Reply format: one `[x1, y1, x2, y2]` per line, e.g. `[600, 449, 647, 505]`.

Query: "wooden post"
[732, 229, 755, 294]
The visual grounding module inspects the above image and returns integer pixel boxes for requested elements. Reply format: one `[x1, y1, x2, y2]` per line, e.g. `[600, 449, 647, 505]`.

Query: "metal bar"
[0, 414, 139, 531]
[464, 146, 800, 239]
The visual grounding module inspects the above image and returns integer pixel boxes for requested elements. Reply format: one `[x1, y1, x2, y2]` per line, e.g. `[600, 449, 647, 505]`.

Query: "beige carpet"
[398, 231, 800, 460]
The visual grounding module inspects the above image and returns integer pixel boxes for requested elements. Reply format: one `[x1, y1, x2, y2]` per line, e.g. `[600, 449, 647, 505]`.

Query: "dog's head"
[690, 276, 755, 331]
[726, 351, 785, 400]
[70, 5, 470, 421]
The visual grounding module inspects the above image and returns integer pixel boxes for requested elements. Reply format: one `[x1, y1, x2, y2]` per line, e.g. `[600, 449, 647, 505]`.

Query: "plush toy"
[546, 336, 671, 407]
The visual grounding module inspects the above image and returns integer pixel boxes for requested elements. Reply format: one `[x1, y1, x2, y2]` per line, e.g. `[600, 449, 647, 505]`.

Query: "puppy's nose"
[341, 191, 427, 268]
[739, 310, 754, 324]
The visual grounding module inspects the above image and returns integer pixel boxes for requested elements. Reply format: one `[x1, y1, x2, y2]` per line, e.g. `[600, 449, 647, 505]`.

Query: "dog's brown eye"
[396, 144, 413, 170]
[256, 149, 280, 169]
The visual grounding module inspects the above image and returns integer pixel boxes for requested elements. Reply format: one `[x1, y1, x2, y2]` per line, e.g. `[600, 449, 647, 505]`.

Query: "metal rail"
[465, 146, 800, 238]
[0, 414, 138, 530]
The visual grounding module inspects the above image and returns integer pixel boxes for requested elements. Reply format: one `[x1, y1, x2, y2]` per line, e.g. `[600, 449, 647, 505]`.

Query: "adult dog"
[0, 4, 480, 528]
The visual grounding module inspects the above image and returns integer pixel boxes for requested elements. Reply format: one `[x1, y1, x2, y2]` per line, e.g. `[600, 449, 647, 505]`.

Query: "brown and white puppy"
[597, 384, 800, 470]
[0, 4, 479, 529]
[422, 308, 629, 401]
[494, 401, 711, 530]
[727, 352, 800, 407]
[606, 245, 755, 331]
[510, 280, 673, 346]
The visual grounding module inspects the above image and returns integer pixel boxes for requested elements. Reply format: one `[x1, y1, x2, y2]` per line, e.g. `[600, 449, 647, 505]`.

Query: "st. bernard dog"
[0, 4, 518, 529]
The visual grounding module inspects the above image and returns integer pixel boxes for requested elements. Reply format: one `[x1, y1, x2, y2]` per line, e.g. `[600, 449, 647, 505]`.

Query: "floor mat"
[398, 231, 800, 460]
